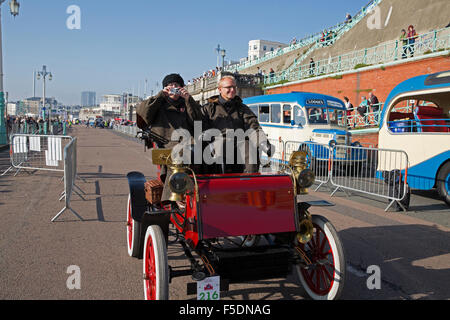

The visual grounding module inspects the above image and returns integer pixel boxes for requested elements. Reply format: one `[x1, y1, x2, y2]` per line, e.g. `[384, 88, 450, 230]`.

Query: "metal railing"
[347, 103, 384, 129]
[52, 137, 83, 222]
[187, 72, 264, 96]
[265, 27, 450, 85]
[2, 134, 74, 176]
[6, 121, 68, 142]
[225, 0, 383, 73]
[284, 141, 332, 190]
[266, 139, 409, 211]
[330, 145, 409, 211]
[113, 124, 138, 137]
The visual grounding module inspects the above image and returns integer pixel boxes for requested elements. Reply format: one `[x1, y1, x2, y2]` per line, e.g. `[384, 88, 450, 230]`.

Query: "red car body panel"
[194, 174, 297, 239]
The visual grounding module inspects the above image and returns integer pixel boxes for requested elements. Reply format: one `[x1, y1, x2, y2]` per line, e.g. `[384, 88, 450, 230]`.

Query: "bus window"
[388, 98, 448, 133]
[249, 104, 258, 117]
[307, 107, 327, 124]
[259, 104, 270, 122]
[328, 108, 346, 127]
[293, 105, 306, 126]
[283, 105, 291, 124]
[271, 104, 281, 123]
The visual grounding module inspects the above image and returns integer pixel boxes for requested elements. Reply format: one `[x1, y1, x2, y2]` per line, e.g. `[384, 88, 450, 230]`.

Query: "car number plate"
[197, 276, 220, 300]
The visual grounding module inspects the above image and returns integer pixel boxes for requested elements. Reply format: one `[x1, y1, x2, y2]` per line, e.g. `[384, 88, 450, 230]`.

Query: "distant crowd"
[187, 66, 224, 85]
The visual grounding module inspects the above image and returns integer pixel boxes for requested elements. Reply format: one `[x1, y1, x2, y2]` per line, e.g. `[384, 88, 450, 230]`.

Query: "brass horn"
[297, 214, 314, 244]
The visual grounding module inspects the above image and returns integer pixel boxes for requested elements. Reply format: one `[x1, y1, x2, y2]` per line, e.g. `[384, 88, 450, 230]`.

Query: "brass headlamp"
[151, 149, 198, 202]
[167, 166, 193, 202]
[287, 151, 315, 244]
[288, 151, 315, 194]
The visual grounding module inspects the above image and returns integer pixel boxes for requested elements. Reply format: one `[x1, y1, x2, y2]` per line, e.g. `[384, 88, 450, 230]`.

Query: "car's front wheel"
[294, 215, 346, 300]
[143, 225, 169, 300]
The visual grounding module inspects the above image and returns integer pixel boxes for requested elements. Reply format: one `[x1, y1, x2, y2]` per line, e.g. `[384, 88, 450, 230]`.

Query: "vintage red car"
[126, 129, 346, 300]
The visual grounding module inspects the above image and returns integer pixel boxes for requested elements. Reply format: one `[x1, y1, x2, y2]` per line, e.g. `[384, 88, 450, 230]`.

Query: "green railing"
[347, 103, 384, 130]
[225, 0, 383, 73]
[265, 27, 450, 86]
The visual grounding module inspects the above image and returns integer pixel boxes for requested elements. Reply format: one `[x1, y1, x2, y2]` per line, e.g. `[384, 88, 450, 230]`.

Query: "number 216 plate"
[197, 276, 220, 300]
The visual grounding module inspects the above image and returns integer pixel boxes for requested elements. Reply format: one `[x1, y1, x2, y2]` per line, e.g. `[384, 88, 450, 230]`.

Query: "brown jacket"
[201, 95, 268, 173]
[136, 91, 202, 148]
[201, 95, 262, 133]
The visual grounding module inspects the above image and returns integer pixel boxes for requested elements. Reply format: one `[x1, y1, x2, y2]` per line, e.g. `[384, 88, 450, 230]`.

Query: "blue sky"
[3, 0, 367, 105]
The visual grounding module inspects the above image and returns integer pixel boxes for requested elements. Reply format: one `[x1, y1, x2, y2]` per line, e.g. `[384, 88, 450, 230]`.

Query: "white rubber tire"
[294, 215, 346, 300]
[126, 194, 142, 258]
[142, 225, 169, 300]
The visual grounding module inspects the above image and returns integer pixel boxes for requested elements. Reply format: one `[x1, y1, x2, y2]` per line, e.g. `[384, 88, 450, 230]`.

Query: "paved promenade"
[0, 126, 449, 300]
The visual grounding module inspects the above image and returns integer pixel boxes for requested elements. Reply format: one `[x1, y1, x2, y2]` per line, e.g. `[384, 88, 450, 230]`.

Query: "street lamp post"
[0, 0, 20, 145]
[215, 44, 221, 69]
[36, 65, 52, 134]
[219, 48, 226, 69]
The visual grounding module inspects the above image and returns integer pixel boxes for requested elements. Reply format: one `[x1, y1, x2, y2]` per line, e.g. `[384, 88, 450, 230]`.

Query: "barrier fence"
[113, 124, 138, 137]
[6, 121, 68, 141]
[1, 133, 82, 221]
[330, 145, 409, 211]
[2, 134, 74, 176]
[52, 137, 83, 222]
[285, 141, 332, 189]
[276, 140, 409, 211]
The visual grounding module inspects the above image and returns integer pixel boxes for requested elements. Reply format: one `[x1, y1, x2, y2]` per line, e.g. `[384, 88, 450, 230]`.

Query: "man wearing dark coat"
[201, 75, 271, 173]
[136, 73, 202, 149]
[136, 73, 202, 203]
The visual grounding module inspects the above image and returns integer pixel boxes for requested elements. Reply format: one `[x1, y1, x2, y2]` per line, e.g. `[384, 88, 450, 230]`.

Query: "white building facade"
[7, 102, 17, 116]
[99, 94, 123, 113]
[248, 40, 288, 61]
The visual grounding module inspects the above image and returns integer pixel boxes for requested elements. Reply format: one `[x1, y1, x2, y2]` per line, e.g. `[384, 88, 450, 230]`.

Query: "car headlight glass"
[297, 169, 315, 188]
[168, 172, 190, 194]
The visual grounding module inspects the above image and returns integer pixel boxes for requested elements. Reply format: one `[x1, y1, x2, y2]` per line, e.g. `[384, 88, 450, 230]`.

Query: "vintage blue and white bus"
[243, 92, 364, 164]
[378, 70, 450, 206]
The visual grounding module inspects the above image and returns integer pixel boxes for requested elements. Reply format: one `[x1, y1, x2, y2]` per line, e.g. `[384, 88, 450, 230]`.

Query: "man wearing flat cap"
[136, 73, 202, 149]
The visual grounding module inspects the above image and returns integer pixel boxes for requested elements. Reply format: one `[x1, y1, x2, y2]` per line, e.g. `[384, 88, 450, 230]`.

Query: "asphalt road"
[0, 126, 448, 300]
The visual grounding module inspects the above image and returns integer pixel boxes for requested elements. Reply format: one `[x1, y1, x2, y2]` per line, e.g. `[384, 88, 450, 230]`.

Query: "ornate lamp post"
[9, 0, 19, 16]
[219, 48, 226, 69]
[0, 0, 20, 145]
[36, 65, 53, 134]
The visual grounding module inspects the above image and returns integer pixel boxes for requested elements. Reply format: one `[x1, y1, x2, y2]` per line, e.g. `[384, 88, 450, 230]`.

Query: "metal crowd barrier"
[52, 137, 83, 222]
[271, 140, 409, 211]
[2, 134, 74, 176]
[263, 138, 285, 172]
[113, 124, 138, 137]
[329, 145, 409, 211]
[284, 140, 332, 191]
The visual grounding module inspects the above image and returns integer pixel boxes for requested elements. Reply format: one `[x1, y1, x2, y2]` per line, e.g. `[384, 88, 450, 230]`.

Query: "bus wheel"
[437, 162, 450, 207]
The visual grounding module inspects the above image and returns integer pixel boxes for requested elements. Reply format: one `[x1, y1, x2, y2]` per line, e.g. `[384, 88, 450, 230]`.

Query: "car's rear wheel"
[294, 215, 346, 300]
[127, 194, 142, 258]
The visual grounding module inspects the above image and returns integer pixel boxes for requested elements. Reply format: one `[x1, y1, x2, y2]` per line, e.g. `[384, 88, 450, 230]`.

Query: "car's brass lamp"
[288, 151, 315, 194]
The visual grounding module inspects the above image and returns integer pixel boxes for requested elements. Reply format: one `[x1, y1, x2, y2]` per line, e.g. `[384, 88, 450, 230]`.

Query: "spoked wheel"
[143, 225, 169, 300]
[294, 215, 346, 300]
[127, 194, 143, 258]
